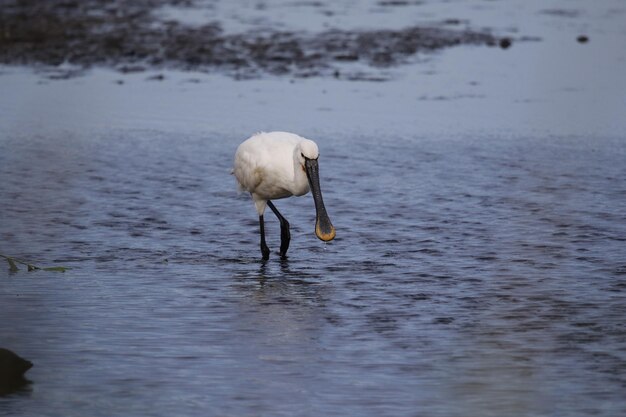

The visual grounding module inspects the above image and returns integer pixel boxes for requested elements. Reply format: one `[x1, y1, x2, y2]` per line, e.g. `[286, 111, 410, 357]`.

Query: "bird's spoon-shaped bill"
[305, 158, 336, 241]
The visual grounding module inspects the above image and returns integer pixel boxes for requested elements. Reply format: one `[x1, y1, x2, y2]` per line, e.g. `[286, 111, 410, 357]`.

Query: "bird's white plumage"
[233, 131, 319, 215]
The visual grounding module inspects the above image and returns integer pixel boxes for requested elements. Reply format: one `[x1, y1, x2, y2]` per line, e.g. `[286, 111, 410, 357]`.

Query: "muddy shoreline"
[0, 0, 508, 79]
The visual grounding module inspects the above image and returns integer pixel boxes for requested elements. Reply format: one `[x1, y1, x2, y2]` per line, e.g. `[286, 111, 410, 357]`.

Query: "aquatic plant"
[0, 254, 69, 273]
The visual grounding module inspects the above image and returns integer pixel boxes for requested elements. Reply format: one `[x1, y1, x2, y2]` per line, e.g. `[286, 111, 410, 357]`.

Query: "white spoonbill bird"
[233, 131, 336, 260]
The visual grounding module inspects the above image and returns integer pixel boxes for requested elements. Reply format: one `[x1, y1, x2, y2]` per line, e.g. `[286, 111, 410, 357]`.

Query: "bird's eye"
[301, 152, 305, 158]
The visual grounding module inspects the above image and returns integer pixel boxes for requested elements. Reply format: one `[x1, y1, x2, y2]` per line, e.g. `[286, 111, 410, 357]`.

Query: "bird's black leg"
[259, 214, 270, 260]
[267, 201, 290, 259]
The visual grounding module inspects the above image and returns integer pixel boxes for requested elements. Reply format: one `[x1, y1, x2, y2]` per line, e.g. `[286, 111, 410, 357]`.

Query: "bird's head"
[297, 139, 319, 166]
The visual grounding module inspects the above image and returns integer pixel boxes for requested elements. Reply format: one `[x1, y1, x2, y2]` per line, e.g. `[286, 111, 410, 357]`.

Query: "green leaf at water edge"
[1, 253, 70, 273]
[42, 266, 70, 272]
[7, 257, 19, 272]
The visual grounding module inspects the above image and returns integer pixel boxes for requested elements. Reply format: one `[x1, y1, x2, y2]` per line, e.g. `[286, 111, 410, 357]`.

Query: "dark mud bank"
[0, 0, 509, 79]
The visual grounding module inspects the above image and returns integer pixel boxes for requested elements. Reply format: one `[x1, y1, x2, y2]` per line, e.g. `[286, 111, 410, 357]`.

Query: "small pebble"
[499, 38, 512, 49]
[577, 35, 589, 44]
[146, 74, 165, 81]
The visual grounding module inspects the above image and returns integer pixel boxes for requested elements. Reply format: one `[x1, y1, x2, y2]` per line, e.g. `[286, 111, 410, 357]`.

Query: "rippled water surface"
[2, 130, 625, 416]
[2, 0, 626, 416]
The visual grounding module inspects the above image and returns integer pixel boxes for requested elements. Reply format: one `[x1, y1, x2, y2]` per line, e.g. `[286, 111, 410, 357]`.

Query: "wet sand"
[0, 0, 505, 79]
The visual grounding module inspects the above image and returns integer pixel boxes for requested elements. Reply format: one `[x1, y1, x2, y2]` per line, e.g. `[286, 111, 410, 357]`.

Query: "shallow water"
[2, 0, 626, 416]
[1, 130, 625, 416]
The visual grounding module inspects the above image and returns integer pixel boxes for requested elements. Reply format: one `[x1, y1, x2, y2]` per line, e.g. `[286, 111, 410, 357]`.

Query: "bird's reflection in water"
[255, 256, 320, 286]
[220, 259, 333, 407]
[232, 258, 328, 348]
